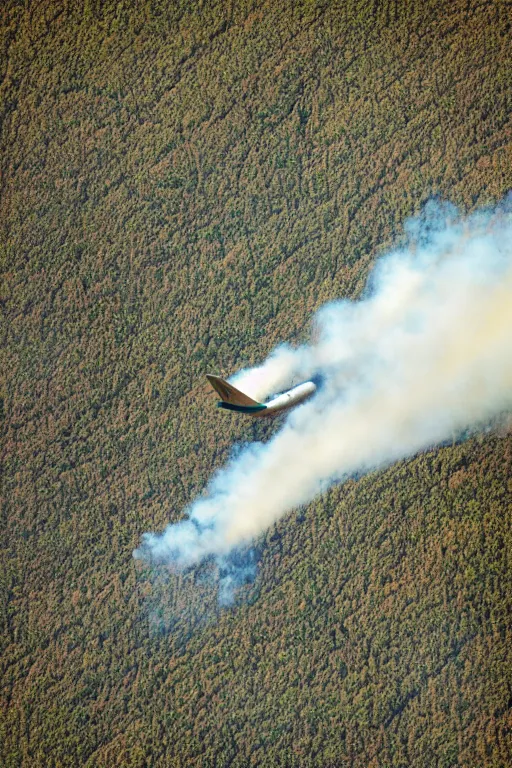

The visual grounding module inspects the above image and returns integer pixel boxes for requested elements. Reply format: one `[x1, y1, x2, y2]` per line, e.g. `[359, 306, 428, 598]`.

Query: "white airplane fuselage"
[206, 374, 317, 417]
[260, 380, 317, 417]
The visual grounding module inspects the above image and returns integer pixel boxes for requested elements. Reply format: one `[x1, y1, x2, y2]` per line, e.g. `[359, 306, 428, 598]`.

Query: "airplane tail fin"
[206, 374, 267, 413]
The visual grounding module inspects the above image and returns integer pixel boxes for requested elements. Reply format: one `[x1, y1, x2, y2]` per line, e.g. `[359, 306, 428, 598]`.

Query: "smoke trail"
[134, 199, 512, 594]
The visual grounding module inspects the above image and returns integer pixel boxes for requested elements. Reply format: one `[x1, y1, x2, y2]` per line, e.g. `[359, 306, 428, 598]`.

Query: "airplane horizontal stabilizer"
[217, 401, 267, 413]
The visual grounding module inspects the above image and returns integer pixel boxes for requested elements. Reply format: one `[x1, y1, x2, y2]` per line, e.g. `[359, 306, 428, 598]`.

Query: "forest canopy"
[1, 0, 511, 766]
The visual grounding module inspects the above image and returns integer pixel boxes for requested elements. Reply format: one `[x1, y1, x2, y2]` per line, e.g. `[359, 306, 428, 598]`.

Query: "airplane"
[206, 374, 317, 418]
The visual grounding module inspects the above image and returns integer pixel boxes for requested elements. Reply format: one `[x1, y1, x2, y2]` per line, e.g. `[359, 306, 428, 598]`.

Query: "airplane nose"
[310, 373, 324, 390]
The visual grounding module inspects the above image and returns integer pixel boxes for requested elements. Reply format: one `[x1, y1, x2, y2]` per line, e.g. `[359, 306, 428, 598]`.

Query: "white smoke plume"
[134, 199, 512, 592]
